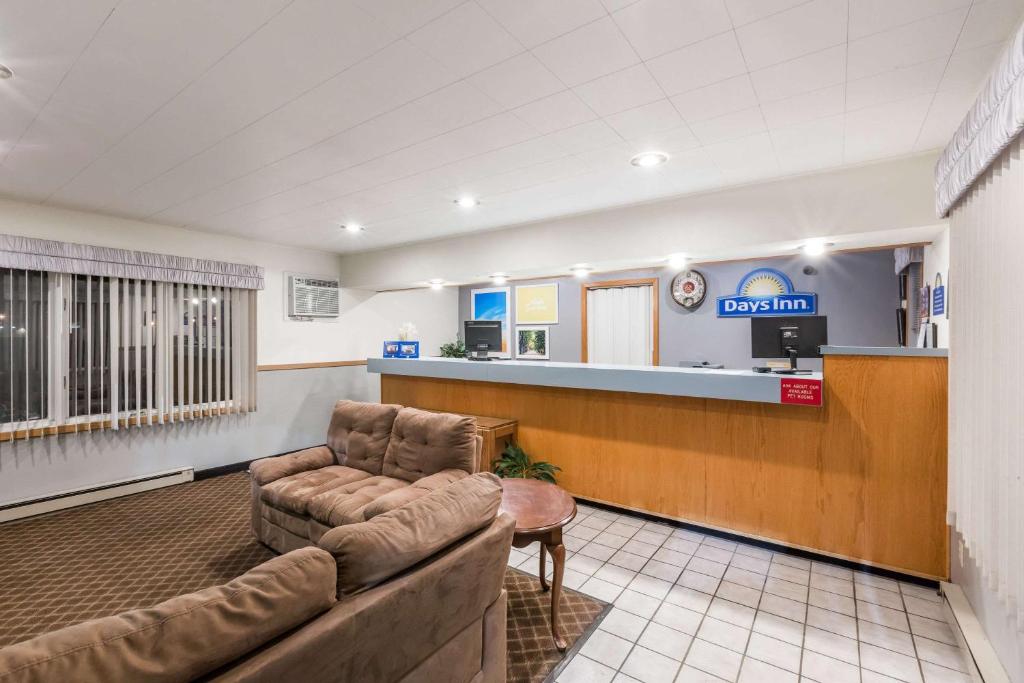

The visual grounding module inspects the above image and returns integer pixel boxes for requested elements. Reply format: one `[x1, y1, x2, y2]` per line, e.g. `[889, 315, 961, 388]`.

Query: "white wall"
[0, 197, 457, 366]
[339, 153, 944, 291]
[923, 225, 950, 348]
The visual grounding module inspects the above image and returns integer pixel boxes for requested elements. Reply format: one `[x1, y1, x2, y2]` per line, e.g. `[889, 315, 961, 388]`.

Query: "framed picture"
[516, 325, 549, 360]
[515, 283, 558, 324]
[470, 287, 511, 358]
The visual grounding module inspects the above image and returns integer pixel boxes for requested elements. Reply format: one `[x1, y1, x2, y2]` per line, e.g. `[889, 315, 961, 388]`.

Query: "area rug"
[0, 471, 607, 681]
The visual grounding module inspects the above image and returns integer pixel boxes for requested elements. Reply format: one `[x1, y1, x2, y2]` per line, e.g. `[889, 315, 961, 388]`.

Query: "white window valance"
[935, 21, 1024, 217]
[0, 234, 264, 290]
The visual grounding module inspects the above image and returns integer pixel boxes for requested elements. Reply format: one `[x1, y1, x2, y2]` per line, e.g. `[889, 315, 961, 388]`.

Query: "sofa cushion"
[0, 548, 337, 683]
[317, 472, 503, 596]
[326, 400, 401, 476]
[361, 469, 469, 520]
[307, 476, 410, 527]
[261, 465, 372, 516]
[382, 408, 478, 483]
[249, 445, 336, 486]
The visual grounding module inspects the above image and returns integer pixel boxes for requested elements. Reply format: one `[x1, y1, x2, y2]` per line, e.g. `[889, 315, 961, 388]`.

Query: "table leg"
[545, 540, 567, 651]
[538, 543, 549, 591]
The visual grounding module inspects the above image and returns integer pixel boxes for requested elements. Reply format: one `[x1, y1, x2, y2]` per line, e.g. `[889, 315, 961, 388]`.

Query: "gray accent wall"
[459, 250, 899, 372]
[0, 365, 375, 505]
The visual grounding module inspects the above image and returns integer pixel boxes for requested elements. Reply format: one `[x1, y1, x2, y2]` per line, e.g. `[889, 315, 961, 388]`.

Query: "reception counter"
[370, 350, 948, 578]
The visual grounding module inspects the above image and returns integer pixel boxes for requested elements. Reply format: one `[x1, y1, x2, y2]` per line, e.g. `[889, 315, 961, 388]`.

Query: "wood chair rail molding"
[580, 277, 660, 365]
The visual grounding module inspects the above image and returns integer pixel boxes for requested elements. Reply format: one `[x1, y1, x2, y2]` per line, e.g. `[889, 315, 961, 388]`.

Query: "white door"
[586, 283, 654, 365]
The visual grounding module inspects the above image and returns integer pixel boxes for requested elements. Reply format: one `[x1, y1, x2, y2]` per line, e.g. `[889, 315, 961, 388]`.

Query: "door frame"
[580, 277, 659, 365]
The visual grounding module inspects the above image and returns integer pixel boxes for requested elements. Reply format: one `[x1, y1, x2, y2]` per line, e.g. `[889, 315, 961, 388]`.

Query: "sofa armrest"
[249, 446, 336, 486]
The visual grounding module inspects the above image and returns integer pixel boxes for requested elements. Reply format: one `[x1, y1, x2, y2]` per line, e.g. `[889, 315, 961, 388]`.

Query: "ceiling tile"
[543, 119, 624, 154]
[602, 0, 642, 9]
[915, 86, 978, 151]
[670, 75, 758, 123]
[627, 125, 700, 154]
[604, 99, 684, 139]
[724, 0, 810, 26]
[847, 9, 968, 81]
[848, 0, 971, 40]
[611, 0, 733, 61]
[704, 132, 779, 175]
[353, 0, 464, 35]
[760, 84, 844, 128]
[514, 90, 597, 134]
[749, 45, 846, 102]
[689, 106, 766, 144]
[573, 64, 665, 116]
[735, 0, 848, 70]
[408, 2, 523, 79]
[843, 93, 933, 163]
[845, 59, 946, 111]
[468, 52, 565, 109]
[957, 0, 1024, 51]
[940, 41, 1004, 92]
[479, 0, 607, 48]
[647, 32, 748, 95]
[532, 17, 641, 86]
[771, 114, 845, 173]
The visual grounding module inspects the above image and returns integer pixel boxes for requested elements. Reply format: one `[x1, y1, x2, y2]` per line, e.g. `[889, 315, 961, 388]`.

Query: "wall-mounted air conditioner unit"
[288, 275, 340, 318]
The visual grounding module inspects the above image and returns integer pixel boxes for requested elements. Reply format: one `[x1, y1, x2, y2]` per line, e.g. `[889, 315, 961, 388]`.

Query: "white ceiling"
[0, 0, 1020, 255]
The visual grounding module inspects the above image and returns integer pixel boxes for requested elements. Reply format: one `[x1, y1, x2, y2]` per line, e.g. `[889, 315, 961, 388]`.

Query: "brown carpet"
[0, 471, 606, 682]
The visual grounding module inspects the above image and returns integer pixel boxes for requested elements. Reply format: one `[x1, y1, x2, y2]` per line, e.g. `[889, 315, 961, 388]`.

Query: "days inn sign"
[716, 268, 817, 318]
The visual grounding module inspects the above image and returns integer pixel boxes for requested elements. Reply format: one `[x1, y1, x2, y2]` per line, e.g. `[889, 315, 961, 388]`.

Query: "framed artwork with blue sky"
[470, 286, 511, 358]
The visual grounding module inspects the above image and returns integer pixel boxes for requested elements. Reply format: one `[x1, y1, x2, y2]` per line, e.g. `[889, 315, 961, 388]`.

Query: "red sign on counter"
[779, 377, 823, 406]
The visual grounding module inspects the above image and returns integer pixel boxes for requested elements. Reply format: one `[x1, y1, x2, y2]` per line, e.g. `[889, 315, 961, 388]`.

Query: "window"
[0, 270, 256, 438]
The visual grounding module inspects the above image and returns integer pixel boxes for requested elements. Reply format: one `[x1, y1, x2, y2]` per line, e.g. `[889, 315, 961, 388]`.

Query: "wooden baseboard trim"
[257, 360, 368, 372]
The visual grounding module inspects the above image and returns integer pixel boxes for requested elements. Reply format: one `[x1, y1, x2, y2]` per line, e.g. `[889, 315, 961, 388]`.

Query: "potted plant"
[492, 443, 561, 484]
[439, 336, 467, 358]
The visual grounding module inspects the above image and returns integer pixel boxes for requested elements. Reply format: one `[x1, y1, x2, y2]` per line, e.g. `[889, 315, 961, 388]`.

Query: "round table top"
[499, 478, 577, 533]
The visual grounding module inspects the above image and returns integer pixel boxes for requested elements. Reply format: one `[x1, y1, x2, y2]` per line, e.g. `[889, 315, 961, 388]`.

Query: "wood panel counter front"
[380, 354, 948, 579]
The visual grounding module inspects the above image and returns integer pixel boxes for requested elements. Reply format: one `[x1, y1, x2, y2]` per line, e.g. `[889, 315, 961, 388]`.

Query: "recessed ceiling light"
[428, 278, 445, 290]
[0, 65, 13, 80]
[491, 273, 508, 285]
[802, 240, 832, 257]
[455, 196, 479, 208]
[571, 265, 592, 278]
[343, 223, 364, 233]
[630, 151, 669, 168]
[667, 253, 688, 269]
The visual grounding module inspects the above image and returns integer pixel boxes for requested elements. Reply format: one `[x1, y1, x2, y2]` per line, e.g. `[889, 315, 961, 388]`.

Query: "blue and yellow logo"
[716, 268, 817, 318]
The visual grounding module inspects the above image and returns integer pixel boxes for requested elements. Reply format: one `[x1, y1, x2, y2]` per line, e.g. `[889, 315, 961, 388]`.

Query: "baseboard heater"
[0, 468, 194, 524]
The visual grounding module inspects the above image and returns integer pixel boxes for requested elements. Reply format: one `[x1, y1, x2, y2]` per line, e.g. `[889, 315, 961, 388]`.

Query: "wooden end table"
[499, 478, 577, 651]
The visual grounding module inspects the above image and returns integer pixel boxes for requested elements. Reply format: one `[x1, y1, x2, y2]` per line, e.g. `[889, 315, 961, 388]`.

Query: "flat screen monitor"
[751, 316, 828, 372]
[464, 320, 501, 359]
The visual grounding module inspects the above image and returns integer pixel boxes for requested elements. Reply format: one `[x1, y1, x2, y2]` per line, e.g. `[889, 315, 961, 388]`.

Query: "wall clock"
[671, 270, 707, 310]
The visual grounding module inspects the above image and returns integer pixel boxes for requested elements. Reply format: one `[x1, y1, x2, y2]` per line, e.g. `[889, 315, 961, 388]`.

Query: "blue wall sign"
[933, 274, 945, 316]
[716, 268, 817, 318]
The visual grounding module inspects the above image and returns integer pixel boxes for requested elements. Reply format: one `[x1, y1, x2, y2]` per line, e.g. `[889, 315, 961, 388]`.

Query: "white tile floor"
[507, 504, 970, 683]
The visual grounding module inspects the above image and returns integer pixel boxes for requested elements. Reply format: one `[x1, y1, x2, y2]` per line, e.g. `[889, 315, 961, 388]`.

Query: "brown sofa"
[0, 473, 515, 683]
[250, 400, 483, 554]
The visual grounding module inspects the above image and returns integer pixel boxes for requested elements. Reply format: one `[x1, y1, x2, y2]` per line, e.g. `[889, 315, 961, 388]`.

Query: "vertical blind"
[0, 272, 257, 439]
[586, 284, 654, 366]
[948, 132, 1024, 631]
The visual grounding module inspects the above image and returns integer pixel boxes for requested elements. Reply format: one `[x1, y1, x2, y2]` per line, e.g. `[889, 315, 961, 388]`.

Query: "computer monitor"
[750, 315, 827, 374]
[464, 320, 502, 360]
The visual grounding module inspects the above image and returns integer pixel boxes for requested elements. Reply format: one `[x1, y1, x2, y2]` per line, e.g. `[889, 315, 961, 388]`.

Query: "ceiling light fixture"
[630, 151, 669, 168]
[428, 278, 445, 290]
[343, 223, 364, 233]
[491, 273, 508, 285]
[802, 240, 832, 257]
[0, 65, 13, 80]
[667, 253, 688, 269]
[571, 265, 593, 279]
[455, 196, 479, 208]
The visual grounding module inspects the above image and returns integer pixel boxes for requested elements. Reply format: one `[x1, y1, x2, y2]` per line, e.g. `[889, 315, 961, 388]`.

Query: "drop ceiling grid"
[0, 0, 1020, 253]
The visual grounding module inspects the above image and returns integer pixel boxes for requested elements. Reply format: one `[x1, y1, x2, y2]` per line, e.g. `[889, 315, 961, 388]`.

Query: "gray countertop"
[819, 346, 949, 358]
[368, 357, 823, 405]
